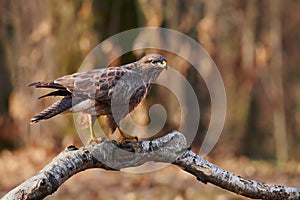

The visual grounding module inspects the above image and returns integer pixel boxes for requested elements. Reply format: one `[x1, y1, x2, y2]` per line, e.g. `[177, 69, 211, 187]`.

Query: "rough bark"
[2, 131, 300, 200]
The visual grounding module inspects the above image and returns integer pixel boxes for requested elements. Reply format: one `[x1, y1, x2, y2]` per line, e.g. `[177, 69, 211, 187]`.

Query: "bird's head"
[138, 54, 168, 70]
[130, 54, 168, 82]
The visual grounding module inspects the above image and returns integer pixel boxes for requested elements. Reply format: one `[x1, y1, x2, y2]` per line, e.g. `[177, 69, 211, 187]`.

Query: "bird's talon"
[87, 136, 102, 144]
[111, 140, 120, 146]
[120, 137, 138, 144]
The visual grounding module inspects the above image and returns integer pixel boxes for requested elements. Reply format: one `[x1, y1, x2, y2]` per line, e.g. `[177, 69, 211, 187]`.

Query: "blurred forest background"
[1, 0, 300, 199]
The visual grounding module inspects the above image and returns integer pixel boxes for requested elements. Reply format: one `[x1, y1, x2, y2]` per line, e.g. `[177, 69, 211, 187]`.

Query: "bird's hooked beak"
[159, 60, 168, 69]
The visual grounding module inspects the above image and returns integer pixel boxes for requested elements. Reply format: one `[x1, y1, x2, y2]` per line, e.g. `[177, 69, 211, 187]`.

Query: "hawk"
[30, 54, 168, 143]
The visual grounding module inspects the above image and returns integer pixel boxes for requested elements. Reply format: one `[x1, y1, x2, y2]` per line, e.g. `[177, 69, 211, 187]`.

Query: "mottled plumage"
[30, 54, 167, 143]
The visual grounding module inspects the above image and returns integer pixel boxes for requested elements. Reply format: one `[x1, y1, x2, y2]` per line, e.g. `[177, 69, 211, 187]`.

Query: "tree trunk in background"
[268, 0, 289, 162]
[0, 0, 55, 144]
[231, 0, 257, 154]
[0, 0, 97, 144]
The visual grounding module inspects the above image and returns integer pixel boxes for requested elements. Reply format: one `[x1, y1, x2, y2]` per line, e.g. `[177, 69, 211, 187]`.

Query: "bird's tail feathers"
[29, 81, 65, 90]
[29, 81, 71, 99]
[31, 97, 72, 123]
[38, 90, 71, 99]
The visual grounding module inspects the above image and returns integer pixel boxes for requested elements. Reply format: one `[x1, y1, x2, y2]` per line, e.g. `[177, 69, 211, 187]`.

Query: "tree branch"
[2, 131, 300, 200]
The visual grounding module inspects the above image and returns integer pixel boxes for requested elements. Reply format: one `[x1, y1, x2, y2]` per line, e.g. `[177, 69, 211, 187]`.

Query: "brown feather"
[31, 97, 72, 123]
[28, 81, 65, 90]
[38, 90, 71, 99]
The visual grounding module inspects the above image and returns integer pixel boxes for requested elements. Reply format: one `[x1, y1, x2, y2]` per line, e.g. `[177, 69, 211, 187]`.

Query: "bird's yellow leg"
[87, 115, 102, 144]
[117, 127, 138, 143]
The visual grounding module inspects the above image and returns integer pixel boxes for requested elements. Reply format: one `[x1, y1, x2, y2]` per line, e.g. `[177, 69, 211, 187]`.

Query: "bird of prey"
[29, 54, 168, 143]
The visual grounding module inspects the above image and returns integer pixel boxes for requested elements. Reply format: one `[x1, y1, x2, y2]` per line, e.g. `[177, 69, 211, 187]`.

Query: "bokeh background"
[1, 0, 300, 199]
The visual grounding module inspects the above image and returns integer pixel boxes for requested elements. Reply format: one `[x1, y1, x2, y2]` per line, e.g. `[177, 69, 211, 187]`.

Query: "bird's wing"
[55, 69, 103, 96]
[54, 67, 143, 103]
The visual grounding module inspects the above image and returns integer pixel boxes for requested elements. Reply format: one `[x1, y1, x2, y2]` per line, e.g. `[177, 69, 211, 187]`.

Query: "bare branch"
[2, 131, 300, 200]
[175, 150, 300, 200]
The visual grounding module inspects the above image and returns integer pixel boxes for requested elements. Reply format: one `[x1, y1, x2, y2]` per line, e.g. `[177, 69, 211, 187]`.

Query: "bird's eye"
[160, 60, 167, 67]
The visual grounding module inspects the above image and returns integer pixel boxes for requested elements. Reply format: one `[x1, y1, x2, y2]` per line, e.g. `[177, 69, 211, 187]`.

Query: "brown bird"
[29, 54, 168, 143]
